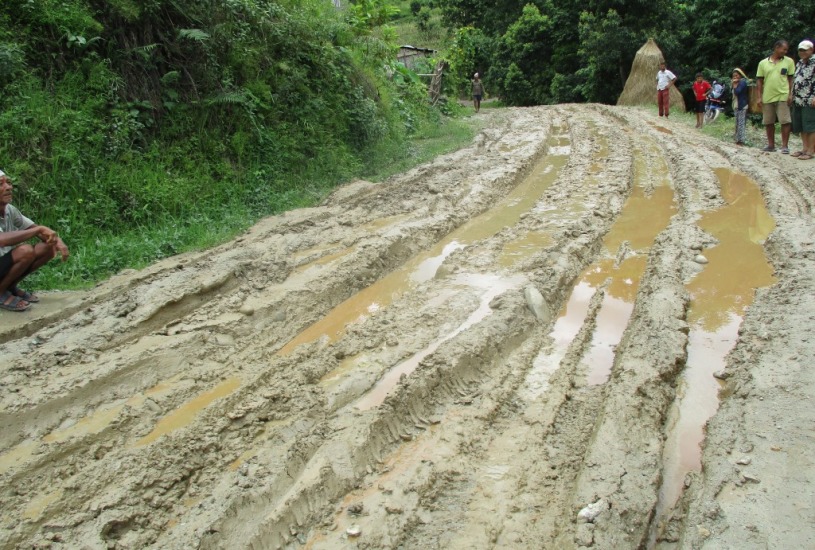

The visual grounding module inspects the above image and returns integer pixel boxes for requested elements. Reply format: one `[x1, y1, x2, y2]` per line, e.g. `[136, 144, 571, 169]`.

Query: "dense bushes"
[0, 0, 452, 287]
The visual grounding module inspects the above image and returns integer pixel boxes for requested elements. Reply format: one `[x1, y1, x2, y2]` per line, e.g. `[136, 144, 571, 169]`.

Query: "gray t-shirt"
[0, 204, 35, 257]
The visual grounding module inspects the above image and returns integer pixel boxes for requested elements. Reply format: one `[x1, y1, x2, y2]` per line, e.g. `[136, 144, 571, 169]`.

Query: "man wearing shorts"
[0, 169, 70, 312]
[692, 73, 712, 128]
[756, 40, 796, 153]
[791, 39, 815, 160]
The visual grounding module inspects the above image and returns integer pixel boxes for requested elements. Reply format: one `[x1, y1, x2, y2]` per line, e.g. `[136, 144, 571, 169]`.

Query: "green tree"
[489, 4, 555, 105]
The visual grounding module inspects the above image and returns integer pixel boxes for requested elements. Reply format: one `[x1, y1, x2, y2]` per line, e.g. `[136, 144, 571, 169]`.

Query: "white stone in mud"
[577, 499, 608, 523]
[524, 285, 551, 323]
[694, 254, 709, 264]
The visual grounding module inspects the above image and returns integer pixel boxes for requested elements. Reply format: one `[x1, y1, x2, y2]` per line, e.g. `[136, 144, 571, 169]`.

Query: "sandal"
[11, 286, 39, 303]
[0, 290, 30, 312]
[791, 151, 805, 157]
[798, 153, 814, 160]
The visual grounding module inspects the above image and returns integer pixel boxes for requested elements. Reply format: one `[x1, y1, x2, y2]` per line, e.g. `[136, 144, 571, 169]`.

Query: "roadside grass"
[25, 113, 482, 291]
[364, 114, 481, 182]
[392, 19, 448, 51]
[391, 0, 449, 51]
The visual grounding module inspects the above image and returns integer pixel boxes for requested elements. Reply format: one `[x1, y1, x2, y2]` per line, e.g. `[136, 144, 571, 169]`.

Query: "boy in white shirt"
[657, 61, 677, 117]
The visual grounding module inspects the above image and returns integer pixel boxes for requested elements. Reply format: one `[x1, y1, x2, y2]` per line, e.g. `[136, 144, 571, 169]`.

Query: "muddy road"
[1, 105, 814, 549]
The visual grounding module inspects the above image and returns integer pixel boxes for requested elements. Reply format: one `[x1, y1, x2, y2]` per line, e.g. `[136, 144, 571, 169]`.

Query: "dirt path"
[1, 105, 813, 549]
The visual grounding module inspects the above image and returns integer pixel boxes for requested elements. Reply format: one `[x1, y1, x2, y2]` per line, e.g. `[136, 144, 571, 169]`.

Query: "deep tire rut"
[1, 105, 813, 550]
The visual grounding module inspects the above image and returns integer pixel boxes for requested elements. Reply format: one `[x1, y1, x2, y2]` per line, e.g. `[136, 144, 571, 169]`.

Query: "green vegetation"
[435, 0, 814, 105]
[6, 0, 809, 289]
[392, 0, 447, 50]
[0, 0, 472, 289]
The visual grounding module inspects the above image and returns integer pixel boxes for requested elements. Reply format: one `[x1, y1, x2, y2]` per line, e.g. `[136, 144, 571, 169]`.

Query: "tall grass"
[23, 107, 482, 290]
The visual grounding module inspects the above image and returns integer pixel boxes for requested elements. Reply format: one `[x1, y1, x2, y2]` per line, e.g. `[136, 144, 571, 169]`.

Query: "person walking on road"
[732, 68, 750, 145]
[656, 61, 677, 118]
[0, 169, 70, 312]
[756, 39, 796, 153]
[791, 39, 815, 160]
[472, 73, 485, 113]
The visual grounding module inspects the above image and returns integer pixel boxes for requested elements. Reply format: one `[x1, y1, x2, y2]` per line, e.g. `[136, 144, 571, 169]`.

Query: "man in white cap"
[756, 39, 796, 153]
[791, 39, 815, 160]
[0, 169, 70, 312]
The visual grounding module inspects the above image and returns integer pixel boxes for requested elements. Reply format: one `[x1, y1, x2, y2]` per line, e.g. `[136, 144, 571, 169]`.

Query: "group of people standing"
[658, 38, 815, 159]
[759, 39, 815, 159]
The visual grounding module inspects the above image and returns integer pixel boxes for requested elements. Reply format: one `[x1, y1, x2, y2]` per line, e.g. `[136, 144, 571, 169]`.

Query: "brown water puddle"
[652, 168, 776, 542]
[354, 273, 526, 410]
[0, 376, 182, 477]
[359, 213, 411, 233]
[522, 137, 676, 393]
[278, 129, 571, 355]
[521, 281, 593, 401]
[498, 230, 555, 267]
[582, 180, 677, 385]
[0, 439, 38, 477]
[134, 377, 241, 447]
[294, 246, 356, 274]
[23, 487, 64, 520]
[44, 376, 181, 445]
[292, 243, 339, 262]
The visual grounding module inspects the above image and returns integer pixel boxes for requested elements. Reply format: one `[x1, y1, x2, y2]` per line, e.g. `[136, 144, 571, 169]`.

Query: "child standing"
[693, 73, 712, 128]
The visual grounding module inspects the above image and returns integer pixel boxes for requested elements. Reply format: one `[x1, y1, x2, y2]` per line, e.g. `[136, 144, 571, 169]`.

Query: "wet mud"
[1, 105, 813, 549]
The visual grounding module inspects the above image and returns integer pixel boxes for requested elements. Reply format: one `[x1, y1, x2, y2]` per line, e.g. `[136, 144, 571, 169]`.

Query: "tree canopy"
[438, 0, 815, 105]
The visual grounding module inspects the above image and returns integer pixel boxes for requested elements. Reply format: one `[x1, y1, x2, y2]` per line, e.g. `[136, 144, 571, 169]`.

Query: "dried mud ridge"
[1, 106, 814, 550]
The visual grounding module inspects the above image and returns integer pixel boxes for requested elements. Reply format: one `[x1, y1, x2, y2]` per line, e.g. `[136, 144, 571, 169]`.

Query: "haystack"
[617, 39, 685, 112]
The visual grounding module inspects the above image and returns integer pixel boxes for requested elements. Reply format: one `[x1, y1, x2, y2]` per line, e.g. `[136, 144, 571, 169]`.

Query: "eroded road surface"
[2, 106, 814, 549]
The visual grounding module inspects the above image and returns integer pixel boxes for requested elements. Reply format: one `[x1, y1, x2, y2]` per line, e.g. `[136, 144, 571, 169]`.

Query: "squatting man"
[0, 169, 70, 312]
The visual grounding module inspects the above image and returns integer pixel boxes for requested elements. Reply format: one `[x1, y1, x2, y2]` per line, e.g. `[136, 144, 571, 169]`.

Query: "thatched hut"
[617, 39, 685, 112]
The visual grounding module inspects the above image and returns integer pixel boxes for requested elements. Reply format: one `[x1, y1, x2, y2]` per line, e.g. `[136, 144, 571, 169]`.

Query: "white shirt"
[657, 69, 676, 90]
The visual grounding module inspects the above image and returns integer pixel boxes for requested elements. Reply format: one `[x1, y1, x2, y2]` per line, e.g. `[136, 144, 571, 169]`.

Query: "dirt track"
[1, 105, 814, 549]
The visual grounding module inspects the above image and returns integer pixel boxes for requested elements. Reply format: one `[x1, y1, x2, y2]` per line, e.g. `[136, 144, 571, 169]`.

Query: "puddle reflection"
[134, 377, 241, 447]
[354, 273, 525, 410]
[654, 168, 776, 537]
[279, 129, 571, 355]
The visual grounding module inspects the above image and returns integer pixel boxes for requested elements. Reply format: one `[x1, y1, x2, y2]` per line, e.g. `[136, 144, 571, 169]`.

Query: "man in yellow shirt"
[757, 39, 796, 153]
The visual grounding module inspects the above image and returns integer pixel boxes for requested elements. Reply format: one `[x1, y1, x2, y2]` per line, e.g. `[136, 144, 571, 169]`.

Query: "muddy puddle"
[0, 375, 184, 477]
[652, 168, 776, 543]
[134, 377, 241, 447]
[3, 106, 811, 550]
[523, 139, 677, 395]
[354, 273, 525, 410]
[280, 129, 571, 355]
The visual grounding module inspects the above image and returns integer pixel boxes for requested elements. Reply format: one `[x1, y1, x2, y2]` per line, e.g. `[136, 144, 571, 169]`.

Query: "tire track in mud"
[1, 105, 808, 549]
[0, 109, 559, 548]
